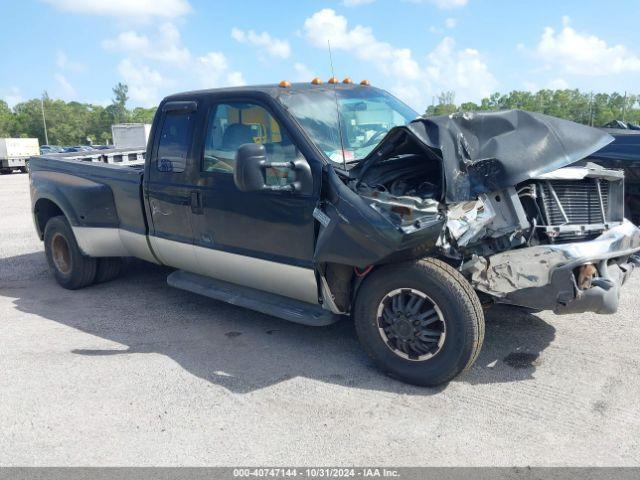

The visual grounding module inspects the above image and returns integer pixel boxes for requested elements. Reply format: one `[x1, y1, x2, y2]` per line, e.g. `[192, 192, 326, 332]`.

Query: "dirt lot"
[1, 173, 639, 466]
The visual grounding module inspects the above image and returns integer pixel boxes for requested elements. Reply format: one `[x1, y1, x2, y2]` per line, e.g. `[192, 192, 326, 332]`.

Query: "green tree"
[108, 82, 130, 124]
[130, 106, 157, 124]
[424, 88, 640, 127]
[0, 100, 13, 137]
[425, 91, 458, 116]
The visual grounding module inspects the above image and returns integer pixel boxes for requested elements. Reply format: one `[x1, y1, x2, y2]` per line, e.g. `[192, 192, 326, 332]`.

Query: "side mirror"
[233, 143, 313, 195]
[234, 143, 267, 192]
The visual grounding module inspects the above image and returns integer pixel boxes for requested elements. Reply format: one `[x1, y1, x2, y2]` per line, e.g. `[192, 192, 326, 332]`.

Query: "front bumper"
[465, 220, 640, 314]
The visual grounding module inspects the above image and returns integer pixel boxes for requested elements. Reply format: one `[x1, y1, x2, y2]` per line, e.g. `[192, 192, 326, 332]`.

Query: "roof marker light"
[360, 79, 371, 86]
[343, 77, 353, 84]
[311, 77, 323, 85]
[279, 80, 291, 88]
[328, 77, 339, 84]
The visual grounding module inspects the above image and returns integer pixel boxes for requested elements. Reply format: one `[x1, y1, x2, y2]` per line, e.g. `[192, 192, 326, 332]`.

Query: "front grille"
[539, 179, 609, 225]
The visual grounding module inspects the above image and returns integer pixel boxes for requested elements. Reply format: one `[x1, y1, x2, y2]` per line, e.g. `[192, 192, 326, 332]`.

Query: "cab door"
[188, 99, 319, 304]
[145, 101, 200, 272]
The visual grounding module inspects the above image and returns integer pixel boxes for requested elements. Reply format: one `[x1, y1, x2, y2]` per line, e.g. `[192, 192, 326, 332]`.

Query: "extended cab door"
[145, 101, 200, 271]
[188, 98, 319, 304]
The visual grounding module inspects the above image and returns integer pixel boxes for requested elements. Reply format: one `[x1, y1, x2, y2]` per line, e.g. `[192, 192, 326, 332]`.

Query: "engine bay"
[347, 154, 625, 261]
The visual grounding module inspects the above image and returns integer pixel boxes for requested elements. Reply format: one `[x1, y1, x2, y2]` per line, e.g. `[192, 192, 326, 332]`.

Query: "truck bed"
[29, 153, 148, 239]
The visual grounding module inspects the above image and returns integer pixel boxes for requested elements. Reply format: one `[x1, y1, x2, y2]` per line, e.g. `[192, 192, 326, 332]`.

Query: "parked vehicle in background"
[111, 123, 151, 149]
[63, 146, 95, 153]
[0, 138, 39, 174]
[40, 145, 64, 155]
[603, 120, 640, 130]
[28, 82, 640, 386]
[588, 126, 640, 225]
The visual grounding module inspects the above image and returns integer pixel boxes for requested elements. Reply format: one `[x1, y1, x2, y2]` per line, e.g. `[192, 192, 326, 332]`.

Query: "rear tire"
[94, 257, 123, 283]
[44, 215, 97, 290]
[354, 257, 485, 387]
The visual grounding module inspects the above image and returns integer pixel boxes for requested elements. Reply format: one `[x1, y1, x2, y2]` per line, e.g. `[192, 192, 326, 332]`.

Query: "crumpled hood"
[356, 109, 615, 202]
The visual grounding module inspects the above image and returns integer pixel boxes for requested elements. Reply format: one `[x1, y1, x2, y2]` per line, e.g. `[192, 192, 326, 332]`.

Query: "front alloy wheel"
[377, 288, 446, 361]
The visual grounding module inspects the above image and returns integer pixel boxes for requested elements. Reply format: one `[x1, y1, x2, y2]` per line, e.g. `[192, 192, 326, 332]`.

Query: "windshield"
[279, 87, 418, 165]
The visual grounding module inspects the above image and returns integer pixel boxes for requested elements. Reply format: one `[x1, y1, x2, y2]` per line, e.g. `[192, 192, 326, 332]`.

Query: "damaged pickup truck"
[29, 81, 640, 386]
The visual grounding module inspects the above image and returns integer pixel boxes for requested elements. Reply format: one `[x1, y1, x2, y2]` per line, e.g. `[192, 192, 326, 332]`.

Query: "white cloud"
[103, 23, 191, 66]
[302, 9, 496, 108]
[534, 16, 640, 75]
[226, 71, 246, 87]
[114, 52, 244, 107]
[117, 59, 165, 107]
[56, 51, 85, 73]
[293, 62, 315, 81]
[1, 87, 23, 108]
[103, 21, 245, 103]
[425, 37, 497, 102]
[547, 78, 569, 89]
[431, 17, 457, 33]
[54, 73, 77, 99]
[231, 28, 291, 59]
[342, 0, 375, 6]
[405, 0, 468, 9]
[103, 31, 150, 52]
[304, 9, 421, 80]
[41, 0, 192, 18]
[196, 52, 246, 88]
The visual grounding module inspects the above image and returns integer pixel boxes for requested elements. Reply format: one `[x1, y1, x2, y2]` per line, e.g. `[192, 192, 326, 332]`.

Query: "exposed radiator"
[539, 179, 610, 226]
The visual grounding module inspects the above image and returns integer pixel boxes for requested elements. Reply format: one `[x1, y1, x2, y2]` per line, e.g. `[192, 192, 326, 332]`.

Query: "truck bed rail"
[38, 148, 146, 166]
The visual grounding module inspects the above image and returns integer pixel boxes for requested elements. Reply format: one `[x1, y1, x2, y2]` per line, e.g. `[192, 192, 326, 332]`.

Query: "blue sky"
[2, 0, 640, 112]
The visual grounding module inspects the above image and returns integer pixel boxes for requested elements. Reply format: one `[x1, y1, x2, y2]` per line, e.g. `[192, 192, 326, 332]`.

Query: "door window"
[203, 102, 297, 185]
[156, 111, 195, 173]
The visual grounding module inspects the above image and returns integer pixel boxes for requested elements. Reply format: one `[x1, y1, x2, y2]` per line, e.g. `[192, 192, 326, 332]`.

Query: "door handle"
[190, 191, 204, 214]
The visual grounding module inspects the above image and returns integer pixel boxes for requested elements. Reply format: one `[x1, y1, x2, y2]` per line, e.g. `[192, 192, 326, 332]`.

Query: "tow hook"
[577, 263, 597, 290]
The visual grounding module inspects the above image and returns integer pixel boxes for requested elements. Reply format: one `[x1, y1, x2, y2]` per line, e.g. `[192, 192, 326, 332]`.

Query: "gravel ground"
[1, 173, 639, 466]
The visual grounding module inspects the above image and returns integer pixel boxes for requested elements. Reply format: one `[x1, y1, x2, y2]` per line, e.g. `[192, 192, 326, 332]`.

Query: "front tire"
[44, 216, 97, 290]
[354, 258, 485, 387]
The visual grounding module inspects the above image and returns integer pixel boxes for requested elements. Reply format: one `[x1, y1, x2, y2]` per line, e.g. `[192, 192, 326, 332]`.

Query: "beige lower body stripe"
[71, 226, 319, 305]
[149, 236, 319, 305]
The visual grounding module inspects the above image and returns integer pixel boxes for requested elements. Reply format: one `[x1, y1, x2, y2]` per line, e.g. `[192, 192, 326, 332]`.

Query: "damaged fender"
[313, 166, 445, 269]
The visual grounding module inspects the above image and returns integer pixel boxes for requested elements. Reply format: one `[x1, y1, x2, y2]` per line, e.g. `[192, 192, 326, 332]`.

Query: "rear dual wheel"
[44, 215, 122, 289]
[354, 258, 485, 387]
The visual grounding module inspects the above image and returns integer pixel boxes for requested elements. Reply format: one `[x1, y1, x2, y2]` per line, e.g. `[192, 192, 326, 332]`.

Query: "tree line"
[0, 83, 156, 146]
[1, 85, 638, 146]
[425, 90, 640, 126]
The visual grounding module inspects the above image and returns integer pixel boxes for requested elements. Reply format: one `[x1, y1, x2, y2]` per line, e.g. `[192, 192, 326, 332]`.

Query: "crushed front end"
[455, 170, 638, 312]
[315, 110, 640, 316]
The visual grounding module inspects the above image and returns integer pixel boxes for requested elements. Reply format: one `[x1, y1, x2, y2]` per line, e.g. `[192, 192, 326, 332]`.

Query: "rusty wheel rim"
[51, 233, 71, 275]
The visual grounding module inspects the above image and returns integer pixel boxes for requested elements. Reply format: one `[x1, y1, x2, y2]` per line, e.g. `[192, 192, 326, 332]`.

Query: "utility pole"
[588, 92, 594, 126]
[40, 93, 49, 146]
[622, 91, 627, 122]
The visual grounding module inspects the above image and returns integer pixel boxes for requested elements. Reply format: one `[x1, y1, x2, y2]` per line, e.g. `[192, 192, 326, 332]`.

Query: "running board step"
[167, 270, 340, 327]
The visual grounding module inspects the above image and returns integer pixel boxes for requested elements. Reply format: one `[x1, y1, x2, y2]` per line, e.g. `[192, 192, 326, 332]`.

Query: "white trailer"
[111, 123, 151, 150]
[0, 138, 40, 174]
